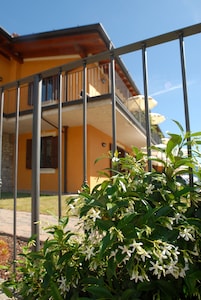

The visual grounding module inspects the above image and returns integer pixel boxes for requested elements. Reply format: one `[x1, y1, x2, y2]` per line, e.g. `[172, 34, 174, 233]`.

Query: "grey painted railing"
[0, 22, 200, 259]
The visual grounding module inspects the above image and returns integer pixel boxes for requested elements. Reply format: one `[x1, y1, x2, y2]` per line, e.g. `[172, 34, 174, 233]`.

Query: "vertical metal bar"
[142, 44, 152, 171]
[82, 61, 88, 187]
[13, 83, 20, 271]
[58, 71, 62, 220]
[31, 75, 42, 251]
[110, 54, 117, 156]
[64, 126, 68, 194]
[0, 88, 4, 197]
[179, 34, 193, 187]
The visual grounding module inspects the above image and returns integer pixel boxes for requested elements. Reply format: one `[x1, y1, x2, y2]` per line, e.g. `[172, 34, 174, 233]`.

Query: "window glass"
[28, 75, 58, 105]
[26, 136, 58, 169]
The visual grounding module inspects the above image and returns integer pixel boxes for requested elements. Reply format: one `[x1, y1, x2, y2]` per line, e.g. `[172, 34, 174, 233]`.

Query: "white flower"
[149, 260, 165, 279]
[89, 259, 99, 270]
[130, 268, 144, 282]
[119, 244, 133, 257]
[165, 217, 174, 230]
[112, 156, 119, 163]
[130, 239, 143, 252]
[57, 276, 68, 295]
[179, 267, 187, 278]
[139, 249, 151, 262]
[178, 227, 195, 241]
[145, 184, 154, 195]
[109, 227, 124, 242]
[165, 261, 178, 277]
[82, 245, 95, 260]
[88, 208, 101, 222]
[68, 203, 77, 215]
[109, 249, 118, 260]
[174, 213, 184, 224]
[129, 239, 150, 261]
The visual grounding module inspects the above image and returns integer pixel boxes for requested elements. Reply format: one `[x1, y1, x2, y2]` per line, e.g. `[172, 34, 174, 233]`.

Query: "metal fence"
[0, 23, 200, 258]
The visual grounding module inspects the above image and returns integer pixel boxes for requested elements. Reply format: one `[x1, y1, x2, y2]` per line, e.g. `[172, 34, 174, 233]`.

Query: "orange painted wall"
[66, 126, 83, 192]
[0, 55, 11, 84]
[17, 125, 132, 194]
[17, 133, 32, 192]
[88, 125, 111, 181]
[18, 57, 79, 78]
[66, 125, 113, 193]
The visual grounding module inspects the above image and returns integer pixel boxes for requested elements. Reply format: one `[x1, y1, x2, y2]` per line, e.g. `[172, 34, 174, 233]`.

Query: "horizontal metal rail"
[1, 23, 200, 91]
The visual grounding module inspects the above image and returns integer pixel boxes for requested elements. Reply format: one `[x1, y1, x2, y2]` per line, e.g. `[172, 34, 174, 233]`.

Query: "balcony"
[2, 62, 162, 146]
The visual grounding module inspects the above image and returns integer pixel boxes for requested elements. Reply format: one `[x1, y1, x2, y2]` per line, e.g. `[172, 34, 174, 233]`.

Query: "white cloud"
[151, 80, 195, 97]
[151, 83, 182, 97]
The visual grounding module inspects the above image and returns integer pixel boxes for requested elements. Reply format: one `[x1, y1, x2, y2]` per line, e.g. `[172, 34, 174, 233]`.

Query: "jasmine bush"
[2, 122, 201, 299]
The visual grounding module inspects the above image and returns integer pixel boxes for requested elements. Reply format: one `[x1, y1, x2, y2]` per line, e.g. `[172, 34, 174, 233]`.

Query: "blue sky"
[1, 0, 201, 138]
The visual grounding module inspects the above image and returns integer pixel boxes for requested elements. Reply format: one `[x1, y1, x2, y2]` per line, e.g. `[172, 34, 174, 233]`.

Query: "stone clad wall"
[2, 133, 14, 192]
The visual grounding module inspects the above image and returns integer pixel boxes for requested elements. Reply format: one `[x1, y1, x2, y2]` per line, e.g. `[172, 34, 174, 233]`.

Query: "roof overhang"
[0, 23, 113, 62]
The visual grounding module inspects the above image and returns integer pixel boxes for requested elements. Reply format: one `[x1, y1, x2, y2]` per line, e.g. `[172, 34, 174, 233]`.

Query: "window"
[42, 76, 59, 102]
[28, 75, 59, 105]
[26, 136, 58, 169]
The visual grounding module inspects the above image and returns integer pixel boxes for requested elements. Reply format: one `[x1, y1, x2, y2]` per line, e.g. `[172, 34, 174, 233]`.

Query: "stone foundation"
[1, 133, 14, 193]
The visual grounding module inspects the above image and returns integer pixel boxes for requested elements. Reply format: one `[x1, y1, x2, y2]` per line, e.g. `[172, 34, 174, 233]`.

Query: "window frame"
[28, 75, 59, 106]
[26, 136, 58, 169]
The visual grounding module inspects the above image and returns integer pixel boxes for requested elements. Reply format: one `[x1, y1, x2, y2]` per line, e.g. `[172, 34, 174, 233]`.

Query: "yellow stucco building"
[0, 23, 162, 194]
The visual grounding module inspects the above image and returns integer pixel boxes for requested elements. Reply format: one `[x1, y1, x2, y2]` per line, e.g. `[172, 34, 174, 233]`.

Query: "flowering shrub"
[2, 123, 201, 299]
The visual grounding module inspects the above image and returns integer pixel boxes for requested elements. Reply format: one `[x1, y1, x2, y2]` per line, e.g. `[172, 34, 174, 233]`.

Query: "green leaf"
[50, 281, 63, 300]
[106, 184, 118, 195]
[59, 216, 69, 227]
[81, 276, 103, 285]
[185, 268, 201, 296]
[166, 134, 182, 156]
[121, 288, 141, 300]
[58, 251, 74, 265]
[172, 119, 184, 133]
[0, 282, 14, 298]
[99, 233, 113, 258]
[155, 205, 173, 217]
[117, 213, 136, 230]
[187, 217, 201, 228]
[86, 286, 113, 299]
[190, 131, 201, 137]
[96, 219, 114, 231]
[174, 157, 194, 169]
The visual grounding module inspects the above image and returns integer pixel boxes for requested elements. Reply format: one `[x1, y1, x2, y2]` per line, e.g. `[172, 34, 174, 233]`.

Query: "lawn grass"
[0, 193, 75, 216]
